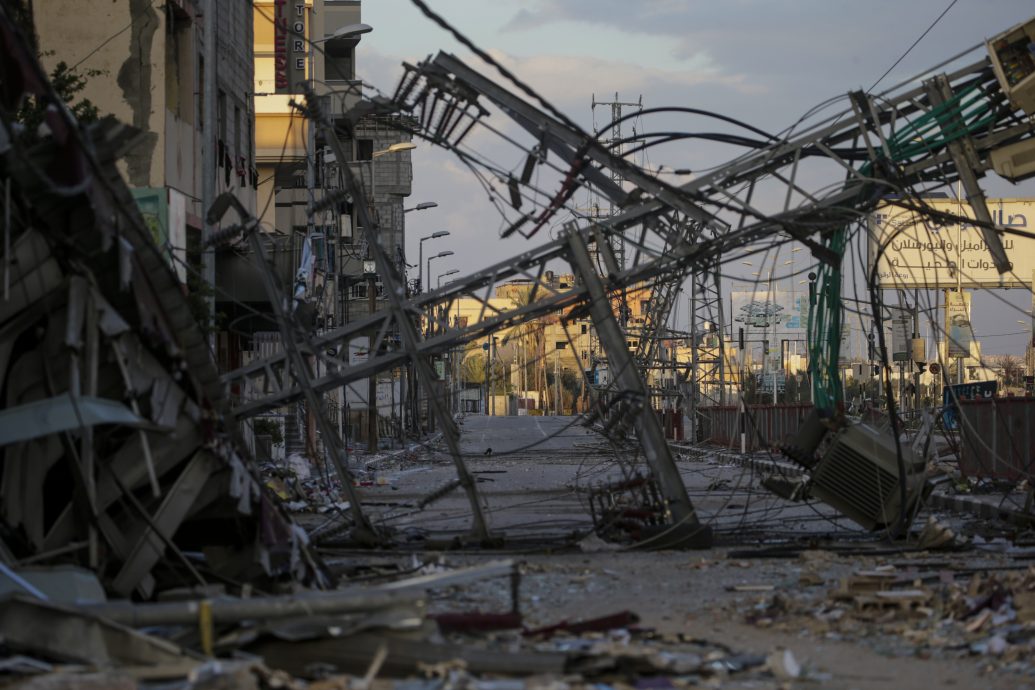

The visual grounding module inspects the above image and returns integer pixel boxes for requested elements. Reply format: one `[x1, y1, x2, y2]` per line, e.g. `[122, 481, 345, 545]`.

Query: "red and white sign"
[274, 0, 307, 93]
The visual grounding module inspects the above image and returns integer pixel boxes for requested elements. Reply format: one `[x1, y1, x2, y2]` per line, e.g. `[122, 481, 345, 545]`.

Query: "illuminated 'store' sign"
[274, 0, 307, 94]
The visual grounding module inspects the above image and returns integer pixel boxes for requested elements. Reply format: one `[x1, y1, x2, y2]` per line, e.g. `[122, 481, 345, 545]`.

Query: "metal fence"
[958, 398, 1035, 482]
[699, 404, 814, 452]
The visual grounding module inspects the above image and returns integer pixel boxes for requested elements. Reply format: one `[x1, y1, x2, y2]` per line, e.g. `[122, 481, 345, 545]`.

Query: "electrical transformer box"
[987, 17, 1035, 116]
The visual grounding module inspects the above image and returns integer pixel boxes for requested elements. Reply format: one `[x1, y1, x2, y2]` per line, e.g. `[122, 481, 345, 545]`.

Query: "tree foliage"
[462, 350, 511, 388]
[15, 57, 103, 141]
[252, 418, 284, 446]
[992, 353, 1024, 387]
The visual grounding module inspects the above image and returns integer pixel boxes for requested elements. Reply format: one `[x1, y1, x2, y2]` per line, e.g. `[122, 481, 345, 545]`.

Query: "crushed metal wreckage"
[770, 410, 934, 533]
[0, 7, 320, 598]
[218, 18, 1035, 550]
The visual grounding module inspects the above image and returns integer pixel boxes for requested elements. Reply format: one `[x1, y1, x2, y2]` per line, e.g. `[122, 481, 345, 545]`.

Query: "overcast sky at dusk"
[356, 1, 1035, 356]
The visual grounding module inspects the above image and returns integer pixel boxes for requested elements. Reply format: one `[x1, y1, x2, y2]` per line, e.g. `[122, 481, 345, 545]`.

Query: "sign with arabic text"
[945, 291, 973, 359]
[942, 380, 997, 430]
[869, 198, 1034, 289]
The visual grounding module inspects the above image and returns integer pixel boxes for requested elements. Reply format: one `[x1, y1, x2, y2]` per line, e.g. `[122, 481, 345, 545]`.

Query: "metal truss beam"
[310, 90, 491, 541]
[432, 52, 725, 234]
[567, 231, 711, 548]
[231, 36, 1035, 452]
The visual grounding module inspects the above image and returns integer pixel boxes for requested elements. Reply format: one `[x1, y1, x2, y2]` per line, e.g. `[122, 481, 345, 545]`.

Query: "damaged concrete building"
[34, 0, 257, 298]
[0, 0, 311, 599]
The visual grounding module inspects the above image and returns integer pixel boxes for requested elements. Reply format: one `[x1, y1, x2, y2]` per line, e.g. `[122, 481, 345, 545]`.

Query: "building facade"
[36, 0, 256, 293]
[239, 0, 416, 448]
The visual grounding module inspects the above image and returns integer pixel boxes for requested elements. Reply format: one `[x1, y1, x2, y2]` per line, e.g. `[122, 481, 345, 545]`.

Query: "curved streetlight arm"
[404, 201, 439, 214]
[373, 142, 416, 158]
[417, 233, 451, 293]
[427, 251, 454, 293]
[313, 23, 372, 45]
[438, 268, 460, 288]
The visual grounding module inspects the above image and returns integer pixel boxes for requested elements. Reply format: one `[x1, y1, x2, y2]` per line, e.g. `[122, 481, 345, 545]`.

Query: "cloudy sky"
[356, 1, 1035, 354]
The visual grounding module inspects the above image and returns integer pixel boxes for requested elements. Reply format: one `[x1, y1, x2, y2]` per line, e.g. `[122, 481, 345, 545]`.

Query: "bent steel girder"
[229, 27, 1035, 423]
[227, 214, 744, 420]
[216, 18, 1035, 550]
[427, 52, 727, 235]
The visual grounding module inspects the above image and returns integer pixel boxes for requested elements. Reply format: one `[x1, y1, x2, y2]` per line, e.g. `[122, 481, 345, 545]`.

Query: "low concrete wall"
[700, 404, 814, 451]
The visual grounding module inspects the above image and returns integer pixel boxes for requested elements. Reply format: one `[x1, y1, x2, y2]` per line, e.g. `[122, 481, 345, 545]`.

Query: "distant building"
[229, 1, 417, 446]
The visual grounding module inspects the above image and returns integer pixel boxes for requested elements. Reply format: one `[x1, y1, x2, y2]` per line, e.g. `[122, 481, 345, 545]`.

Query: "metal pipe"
[0, 563, 48, 600]
[78, 589, 422, 627]
[201, 0, 217, 325]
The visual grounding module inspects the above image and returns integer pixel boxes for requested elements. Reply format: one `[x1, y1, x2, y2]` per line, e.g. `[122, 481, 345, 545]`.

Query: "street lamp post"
[427, 250, 454, 296]
[422, 250, 453, 431]
[432, 269, 456, 418]
[401, 202, 437, 294]
[425, 250, 454, 337]
[438, 268, 459, 288]
[418, 233, 450, 293]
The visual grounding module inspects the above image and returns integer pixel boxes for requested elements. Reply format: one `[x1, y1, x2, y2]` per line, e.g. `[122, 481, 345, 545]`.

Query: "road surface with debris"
[316, 414, 1035, 690]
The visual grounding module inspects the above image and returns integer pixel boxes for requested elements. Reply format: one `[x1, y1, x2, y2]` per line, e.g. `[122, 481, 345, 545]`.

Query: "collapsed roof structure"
[0, 5, 321, 597]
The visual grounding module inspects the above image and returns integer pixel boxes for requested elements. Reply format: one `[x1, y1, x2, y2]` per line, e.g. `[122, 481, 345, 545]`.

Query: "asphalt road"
[358, 414, 874, 547]
[456, 413, 594, 457]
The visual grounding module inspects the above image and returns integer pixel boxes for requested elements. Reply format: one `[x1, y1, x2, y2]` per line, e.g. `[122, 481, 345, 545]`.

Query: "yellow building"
[253, 0, 364, 238]
[247, 1, 413, 332]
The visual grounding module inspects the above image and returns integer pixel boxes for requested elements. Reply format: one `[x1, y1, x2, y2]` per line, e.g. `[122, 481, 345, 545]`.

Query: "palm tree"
[994, 354, 1024, 388]
[500, 284, 546, 409]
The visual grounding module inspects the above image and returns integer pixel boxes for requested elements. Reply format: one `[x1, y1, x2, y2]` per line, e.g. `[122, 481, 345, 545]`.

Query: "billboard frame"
[869, 198, 1034, 290]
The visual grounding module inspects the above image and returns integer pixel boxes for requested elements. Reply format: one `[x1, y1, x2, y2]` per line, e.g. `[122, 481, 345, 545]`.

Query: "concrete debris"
[729, 559, 1035, 673]
[917, 516, 962, 550]
[765, 648, 802, 680]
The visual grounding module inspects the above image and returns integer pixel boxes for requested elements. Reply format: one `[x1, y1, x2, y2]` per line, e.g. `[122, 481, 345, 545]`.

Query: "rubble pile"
[733, 555, 1035, 676]
[0, 4, 320, 600]
[263, 444, 438, 515]
[0, 558, 826, 690]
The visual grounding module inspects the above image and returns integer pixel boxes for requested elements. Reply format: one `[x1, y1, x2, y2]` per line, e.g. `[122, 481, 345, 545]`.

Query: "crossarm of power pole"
[430, 52, 724, 235]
